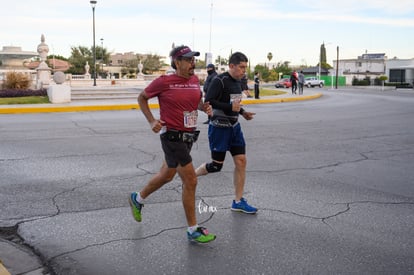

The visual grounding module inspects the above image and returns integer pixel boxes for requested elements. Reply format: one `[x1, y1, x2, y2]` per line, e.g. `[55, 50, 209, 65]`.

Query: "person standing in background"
[203, 64, 218, 124]
[241, 73, 253, 98]
[290, 70, 298, 95]
[298, 70, 305, 95]
[254, 71, 260, 99]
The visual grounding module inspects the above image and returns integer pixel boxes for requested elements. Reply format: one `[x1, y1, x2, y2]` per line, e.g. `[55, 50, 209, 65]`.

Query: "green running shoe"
[187, 227, 216, 243]
[129, 192, 143, 222]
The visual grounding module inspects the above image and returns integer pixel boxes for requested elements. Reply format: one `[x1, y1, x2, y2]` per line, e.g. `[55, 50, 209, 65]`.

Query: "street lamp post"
[90, 0, 97, 86]
[100, 38, 104, 76]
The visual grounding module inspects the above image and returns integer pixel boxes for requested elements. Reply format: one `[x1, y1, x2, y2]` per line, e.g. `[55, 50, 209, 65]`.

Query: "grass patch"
[0, 96, 50, 105]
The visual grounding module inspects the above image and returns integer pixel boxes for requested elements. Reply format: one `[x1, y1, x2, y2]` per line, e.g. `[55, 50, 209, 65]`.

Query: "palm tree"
[267, 52, 273, 62]
[267, 52, 273, 69]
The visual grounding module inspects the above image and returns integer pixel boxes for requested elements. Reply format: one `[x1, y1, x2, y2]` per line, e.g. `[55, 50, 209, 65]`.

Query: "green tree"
[140, 54, 163, 74]
[379, 75, 388, 82]
[96, 47, 110, 65]
[267, 52, 273, 62]
[319, 43, 332, 70]
[96, 47, 110, 77]
[254, 64, 270, 82]
[274, 61, 291, 78]
[67, 46, 92, 74]
[47, 54, 68, 61]
[195, 59, 206, 70]
[320, 43, 326, 65]
[122, 53, 163, 76]
[66, 45, 110, 75]
[123, 58, 139, 78]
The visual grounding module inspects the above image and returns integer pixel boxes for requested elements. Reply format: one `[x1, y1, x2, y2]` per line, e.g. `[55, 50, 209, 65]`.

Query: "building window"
[389, 69, 405, 83]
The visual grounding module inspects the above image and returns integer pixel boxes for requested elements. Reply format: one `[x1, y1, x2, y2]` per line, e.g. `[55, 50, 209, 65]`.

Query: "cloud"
[1, 0, 412, 64]
[219, 0, 414, 27]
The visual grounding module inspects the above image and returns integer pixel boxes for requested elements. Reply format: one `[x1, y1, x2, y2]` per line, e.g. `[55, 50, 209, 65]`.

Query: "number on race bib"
[183, 110, 198, 128]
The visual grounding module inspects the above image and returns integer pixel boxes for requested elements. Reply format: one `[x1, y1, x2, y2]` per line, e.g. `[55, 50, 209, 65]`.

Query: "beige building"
[109, 52, 137, 66]
[105, 52, 170, 78]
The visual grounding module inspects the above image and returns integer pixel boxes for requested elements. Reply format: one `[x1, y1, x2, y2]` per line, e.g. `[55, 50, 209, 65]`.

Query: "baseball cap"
[206, 64, 215, 69]
[172, 46, 200, 59]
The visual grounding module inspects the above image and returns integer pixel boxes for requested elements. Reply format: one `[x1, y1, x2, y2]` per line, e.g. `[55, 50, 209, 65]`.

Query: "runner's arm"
[205, 79, 232, 112]
[138, 91, 163, 133]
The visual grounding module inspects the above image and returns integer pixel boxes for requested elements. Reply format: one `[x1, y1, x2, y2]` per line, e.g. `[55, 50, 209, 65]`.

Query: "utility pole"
[335, 46, 339, 89]
[318, 43, 322, 80]
[192, 17, 195, 49]
[209, 1, 213, 52]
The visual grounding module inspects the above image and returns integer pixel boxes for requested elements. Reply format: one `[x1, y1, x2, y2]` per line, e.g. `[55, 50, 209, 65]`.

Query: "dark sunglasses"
[180, 57, 196, 63]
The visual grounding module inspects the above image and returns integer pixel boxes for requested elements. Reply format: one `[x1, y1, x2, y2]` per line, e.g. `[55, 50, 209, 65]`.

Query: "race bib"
[183, 110, 198, 128]
[230, 94, 242, 103]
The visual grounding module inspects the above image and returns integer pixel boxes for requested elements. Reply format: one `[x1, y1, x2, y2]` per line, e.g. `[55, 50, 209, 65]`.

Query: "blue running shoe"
[231, 197, 258, 214]
[128, 192, 143, 222]
[187, 227, 216, 243]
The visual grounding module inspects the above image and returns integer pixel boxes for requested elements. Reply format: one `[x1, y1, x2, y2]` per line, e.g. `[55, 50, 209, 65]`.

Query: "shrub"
[3, 71, 31, 90]
[378, 75, 388, 82]
[352, 77, 370, 86]
[374, 75, 388, 86]
[385, 82, 413, 88]
[352, 77, 358, 86]
[396, 83, 413, 88]
[0, 89, 47, 98]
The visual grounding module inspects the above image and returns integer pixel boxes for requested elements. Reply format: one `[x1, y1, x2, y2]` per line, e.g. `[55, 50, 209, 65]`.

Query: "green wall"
[321, 75, 346, 86]
[282, 75, 346, 86]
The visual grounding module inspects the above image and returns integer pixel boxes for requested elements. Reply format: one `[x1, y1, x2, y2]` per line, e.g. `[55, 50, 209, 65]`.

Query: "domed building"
[0, 46, 38, 70]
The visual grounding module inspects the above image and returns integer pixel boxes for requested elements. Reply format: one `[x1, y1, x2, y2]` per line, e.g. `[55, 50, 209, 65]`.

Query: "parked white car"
[304, 77, 324, 88]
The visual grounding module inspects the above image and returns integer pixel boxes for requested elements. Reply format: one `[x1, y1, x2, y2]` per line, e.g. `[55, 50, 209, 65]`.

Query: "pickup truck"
[304, 77, 324, 88]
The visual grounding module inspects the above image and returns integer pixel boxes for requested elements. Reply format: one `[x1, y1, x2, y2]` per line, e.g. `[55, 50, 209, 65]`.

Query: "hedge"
[0, 89, 47, 98]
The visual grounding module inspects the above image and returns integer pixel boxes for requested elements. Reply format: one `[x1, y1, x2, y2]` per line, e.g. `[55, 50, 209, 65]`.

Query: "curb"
[0, 104, 140, 114]
[242, 93, 322, 104]
[0, 93, 322, 114]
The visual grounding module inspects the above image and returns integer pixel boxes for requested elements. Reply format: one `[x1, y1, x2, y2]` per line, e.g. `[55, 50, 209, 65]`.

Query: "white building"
[385, 58, 414, 85]
[332, 53, 386, 85]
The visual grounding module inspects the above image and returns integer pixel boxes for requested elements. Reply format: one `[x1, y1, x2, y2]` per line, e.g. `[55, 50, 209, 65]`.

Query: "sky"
[1, 0, 413, 67]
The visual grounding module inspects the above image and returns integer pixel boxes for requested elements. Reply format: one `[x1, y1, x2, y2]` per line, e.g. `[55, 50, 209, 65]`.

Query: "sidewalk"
[0, 91, 323, 114]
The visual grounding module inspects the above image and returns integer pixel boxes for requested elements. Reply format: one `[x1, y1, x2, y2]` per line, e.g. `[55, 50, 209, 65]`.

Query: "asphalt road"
[1, 88, 414, 274]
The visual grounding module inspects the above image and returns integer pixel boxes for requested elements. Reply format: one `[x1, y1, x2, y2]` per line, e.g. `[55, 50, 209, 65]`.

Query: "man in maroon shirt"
[128, 45, 216, 243]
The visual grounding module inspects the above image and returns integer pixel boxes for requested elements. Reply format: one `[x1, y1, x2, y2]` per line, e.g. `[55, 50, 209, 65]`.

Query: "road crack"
[262, 200, 414, 228]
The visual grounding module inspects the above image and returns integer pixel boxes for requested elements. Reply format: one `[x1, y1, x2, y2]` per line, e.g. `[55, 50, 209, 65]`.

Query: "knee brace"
[206, 162, 223, 173]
